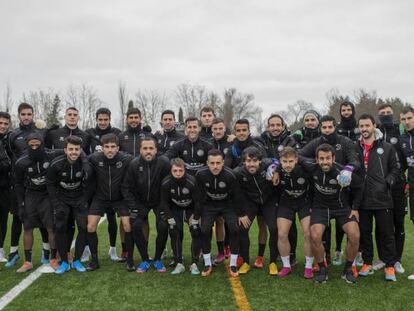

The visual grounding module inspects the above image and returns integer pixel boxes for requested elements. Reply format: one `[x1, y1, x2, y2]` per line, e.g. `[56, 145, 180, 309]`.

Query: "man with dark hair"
[160, 158, 203, 275]
[122, 137, 171, 273]
[337, 100, 359, 142]
[7, 103, 50, 268]
[165, 117, 214, 175]
[225, 118, 268, 268]
[45, 107, 91, 153]
[399, 106, 414, 280]
[199, 107, 216, 138]
[118, 107, 153, 157]
[293, 110, 321, 148]
[85, 107, 123, 261]
[258, 114, 298, 158]
[234, 146, 279, 275]
[196, 149, 245, 277]
[356, 114, 399, 282]
[86, 133, 133, 271]
[299, 115, 360, 266]
[46, 136, 90, 274]
[14, 133, 63, 272]
[0, 112, 11, 262]
[154, 110, 185, 155]
[273, 147, 313, 279]
[374, 104, 407, 274]
[300, 143, 363, 283]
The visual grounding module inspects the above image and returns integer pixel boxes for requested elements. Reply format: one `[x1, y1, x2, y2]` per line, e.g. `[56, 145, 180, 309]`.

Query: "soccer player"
[160, 158, 203, 275]
[399, 106, 414, 280]
[122, 137, 171, 273]
[86, 134, 133, 271]
[336, 100, 360, 142]
[46, 136, 91, 274]
[199, 106, 215, 139]
[356, 114, 399, 282]
[234, 147, 279, 275]
[292, 110, 321, 149]
[376, 104, 407, 273]
[303, 144, 362, 283]
[0, 111, 11, 262]
[165, 117, 213, 175]
[196, 149, 245, 277]
[14, 133, 62, 272]
[154, 110, 185, 156]
[86, 108, 123, 262]
[274, 147, 313, 279]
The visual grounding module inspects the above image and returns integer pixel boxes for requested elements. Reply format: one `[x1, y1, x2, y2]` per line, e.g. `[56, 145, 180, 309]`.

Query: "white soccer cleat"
[108, 247, 120, 261]
[81, 246, 91, 262]
[0, 248, 8, 262]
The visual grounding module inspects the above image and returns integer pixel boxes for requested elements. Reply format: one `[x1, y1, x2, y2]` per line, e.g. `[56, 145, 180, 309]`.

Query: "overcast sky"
[1, 0, 413, 121]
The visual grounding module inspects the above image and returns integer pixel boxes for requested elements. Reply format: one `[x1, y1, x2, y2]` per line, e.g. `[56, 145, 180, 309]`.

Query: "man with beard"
[160, 158, 203, 275]
[374, 104, 407, 274]
[0, 112, 11, 262]
[337, 100, 360, 142]
[122, 138, 170, 273]
[154, 110, 185, 156]
[7, 103, 50, 268]
[165, 117, 214, 175]
[225, 119, 268, 268]
[399, 106, 414, 280]
[299, 115, 360, 265]
[86, 134, 133, 271]
[47, 136, 90, 274]
[86, 108, 123, 262]
[14, 133, 62, 272]
[356, 114, 399, 282]
[199, 107, 215, 139]
[293, 110, 321, 149]
[304, 144, 362, 283]
[234, 147, 279, 276]
[196, 149, 245, 277]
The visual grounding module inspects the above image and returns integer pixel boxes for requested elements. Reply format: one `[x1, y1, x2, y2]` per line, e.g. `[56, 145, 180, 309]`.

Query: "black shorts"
[54, 200, 88, 230]
[277, 199, 311, 221]
[24, 192, 53, 230]
[0, 188, 11, 214]
[201, 203, 239, 234]
[310, 208, 357, 228]
[89, 198, 129, 217]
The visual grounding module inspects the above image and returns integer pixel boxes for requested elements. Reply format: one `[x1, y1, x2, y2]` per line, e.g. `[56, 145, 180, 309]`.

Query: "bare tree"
[135, 89, 167, 130]
[2, 83, 14, 113]
[64, 84, 102, 129]
[174, 83, 209, 118]
[21, 88, 56, 122]
[118, 81, 129, 130]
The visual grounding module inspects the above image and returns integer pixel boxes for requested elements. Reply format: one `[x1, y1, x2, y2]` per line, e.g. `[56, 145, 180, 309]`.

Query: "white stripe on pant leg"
[0, 215, 108, 309]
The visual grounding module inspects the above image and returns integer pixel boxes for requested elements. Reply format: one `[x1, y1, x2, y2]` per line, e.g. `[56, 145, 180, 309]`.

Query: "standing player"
[160, 158, 203, 275]
[154, 110, 185, 156]
[199, 107, 215, 139]
[14, 133, 62, 272]
[336, 100, 360, 141]
[86, 134, 133, 271]
[122, 138, 171, 273]
[46, 136, 90, 274]
[196, 149, 245, 277]
[292, 110, 321, 148]
[356, 114, 399, 282]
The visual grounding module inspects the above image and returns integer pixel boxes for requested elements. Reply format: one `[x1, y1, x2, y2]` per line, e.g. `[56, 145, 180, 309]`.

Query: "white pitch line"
[0, 215, 108, 310]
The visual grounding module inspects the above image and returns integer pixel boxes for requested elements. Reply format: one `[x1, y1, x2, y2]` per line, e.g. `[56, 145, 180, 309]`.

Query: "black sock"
[51, 249, 57, 259]
[25, 249, 32, 262]
[87, 232, 99, 262]
[258, 243, 266, 257]
[345, 260, 353, 269]
[43, 249, 50, 260]
[217, 241, 224, 254]
[318, 261, 325, 269]
[122, 242, 127, 253]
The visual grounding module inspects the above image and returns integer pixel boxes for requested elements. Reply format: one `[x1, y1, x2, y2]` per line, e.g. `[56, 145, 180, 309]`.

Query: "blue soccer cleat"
[55, 261, 71, 275]
[72, 260, 87, 272]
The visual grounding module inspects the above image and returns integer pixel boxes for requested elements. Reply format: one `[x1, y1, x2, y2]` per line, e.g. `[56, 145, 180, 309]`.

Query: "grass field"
[1, 214, 414, 311]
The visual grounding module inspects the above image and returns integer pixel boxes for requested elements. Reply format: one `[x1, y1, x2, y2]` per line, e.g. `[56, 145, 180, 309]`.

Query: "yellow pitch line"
[226, 265, 252, 311]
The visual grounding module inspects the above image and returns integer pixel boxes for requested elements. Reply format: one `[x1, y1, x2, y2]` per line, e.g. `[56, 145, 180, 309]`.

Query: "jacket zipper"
[147, 163, 151, 201]
[133, 133, 136, 157]
[108, 166, 112, 200]
[253, 176, 264, 205]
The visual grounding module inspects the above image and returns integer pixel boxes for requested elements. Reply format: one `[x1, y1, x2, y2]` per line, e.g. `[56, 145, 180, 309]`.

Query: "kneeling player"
[305, 144, 362, 283]
[234, 147, 278, 275]
[160, 158, 203, 275]
[275, 147, 313, 278]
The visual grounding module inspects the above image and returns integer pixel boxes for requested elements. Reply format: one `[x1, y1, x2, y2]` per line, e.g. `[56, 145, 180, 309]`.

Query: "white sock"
[109, 246, 116, 252]
[10, 246, 18, 253]
[85, 245, 90, 252]
[281, 256, 291, 268]
[43, 243, 50, 250]
[203, 253, 212, 266]
[305, 256, 314, 269]
[230, 254, 238, 267]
